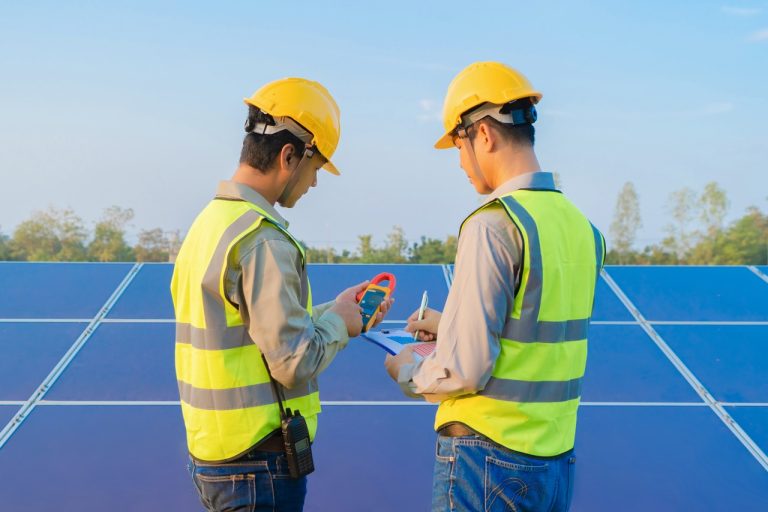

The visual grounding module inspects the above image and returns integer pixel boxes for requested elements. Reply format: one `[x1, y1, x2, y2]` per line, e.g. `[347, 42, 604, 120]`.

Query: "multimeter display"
[360, 289, 386, 313]
[356, 272, 396, 333]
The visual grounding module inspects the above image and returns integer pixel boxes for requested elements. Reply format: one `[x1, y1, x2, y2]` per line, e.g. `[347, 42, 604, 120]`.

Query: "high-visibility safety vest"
[171, 198, 319, 462]
[435, 189, 605, 457]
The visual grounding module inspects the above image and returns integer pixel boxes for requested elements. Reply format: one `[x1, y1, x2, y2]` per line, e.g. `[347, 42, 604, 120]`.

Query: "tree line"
[0, 206, 179, 262]
[1, 183, 765, 265]
[608, 181, 767, 265]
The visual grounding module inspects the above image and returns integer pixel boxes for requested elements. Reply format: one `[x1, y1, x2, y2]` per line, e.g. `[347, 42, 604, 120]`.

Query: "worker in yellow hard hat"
[386, 62, 605, 511]
[172, 77, 392, 512]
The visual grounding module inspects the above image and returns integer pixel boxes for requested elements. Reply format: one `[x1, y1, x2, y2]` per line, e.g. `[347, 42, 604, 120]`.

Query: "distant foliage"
[9, 207, 88, 261]
[1, 206, 175, 262]
[606, 182, 767, 265]
[304, 226, 458, 264]
[88, 206, 135, 262]
[610, 182, 642, 264]
[2, 186, 766, 265]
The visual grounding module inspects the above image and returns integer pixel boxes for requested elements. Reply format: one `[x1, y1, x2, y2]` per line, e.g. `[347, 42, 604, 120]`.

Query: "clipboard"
[360, 329, 436, 358]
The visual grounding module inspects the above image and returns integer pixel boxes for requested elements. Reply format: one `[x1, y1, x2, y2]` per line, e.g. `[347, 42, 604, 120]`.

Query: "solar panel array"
[0, 262, 767, 511]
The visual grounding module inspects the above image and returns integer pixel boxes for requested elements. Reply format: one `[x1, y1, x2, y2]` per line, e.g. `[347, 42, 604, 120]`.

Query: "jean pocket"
[435, 437, 455, 463]
[484, 456, 552, 512]
[194, 462, 272, 512]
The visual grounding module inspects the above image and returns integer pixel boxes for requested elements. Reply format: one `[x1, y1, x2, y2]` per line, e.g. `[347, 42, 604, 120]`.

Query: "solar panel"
[606, 266, 768, 321]
[0, 262, 766, 511]
[0, 322, 87, 399]
[581, 325, 700, 402]
[654, 324, 768, 403]
[0, 262, 133, 318]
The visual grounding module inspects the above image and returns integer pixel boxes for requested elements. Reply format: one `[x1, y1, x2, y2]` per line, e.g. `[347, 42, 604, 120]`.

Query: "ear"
[278, 143, 297, 172]
[475, 121, 497, 152]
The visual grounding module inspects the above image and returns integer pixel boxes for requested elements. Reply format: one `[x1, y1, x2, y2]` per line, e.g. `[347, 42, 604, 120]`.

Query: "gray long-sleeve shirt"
[215, 180, 349, 389]
[398, 172, 558, 402]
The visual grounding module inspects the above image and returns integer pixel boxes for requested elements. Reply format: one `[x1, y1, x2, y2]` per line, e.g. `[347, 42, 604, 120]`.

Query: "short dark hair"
[240, 106, 305, 172]
[472, 98, 536, 147]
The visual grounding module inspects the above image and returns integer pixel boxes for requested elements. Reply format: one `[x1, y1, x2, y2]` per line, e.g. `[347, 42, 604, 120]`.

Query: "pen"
[413, 290, 428, 340]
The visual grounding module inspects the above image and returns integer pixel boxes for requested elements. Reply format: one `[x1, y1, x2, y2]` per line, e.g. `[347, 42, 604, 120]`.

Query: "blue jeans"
[188, 451, 307, 512]
[432, 435, 575, 512]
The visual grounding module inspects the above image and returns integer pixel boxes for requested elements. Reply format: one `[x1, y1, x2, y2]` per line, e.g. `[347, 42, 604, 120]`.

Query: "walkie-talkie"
[261, 355, 314, 479]
[355, 272, 397, 332]
[281, 408, 314, 478]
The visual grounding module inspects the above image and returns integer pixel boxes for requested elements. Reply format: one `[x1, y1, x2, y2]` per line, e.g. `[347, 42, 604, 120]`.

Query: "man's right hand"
[405, 307, 441, 341]
[329, 301, 363, 338]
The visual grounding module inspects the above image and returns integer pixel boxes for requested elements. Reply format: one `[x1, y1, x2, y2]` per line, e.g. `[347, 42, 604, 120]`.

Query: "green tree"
[10, 207, 88, 261]
[356, 234, 377, 262]
[699, 182, 729, 235]
[383, 226, 409, 263]
[410, 235, 458, 263]
[0, 228, 11, 260]
[663, 187, 697, 262]
[716, 207, 768, 264]
[688, 182, 729, 264]
[134, 228, 170, 262]
[88, 206, 135, 262]
[609, 182, 642, 264]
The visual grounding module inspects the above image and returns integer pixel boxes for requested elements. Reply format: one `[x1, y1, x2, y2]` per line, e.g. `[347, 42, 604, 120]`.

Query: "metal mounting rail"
[602, 269, 768, 472]
[0, 263, 143, 450]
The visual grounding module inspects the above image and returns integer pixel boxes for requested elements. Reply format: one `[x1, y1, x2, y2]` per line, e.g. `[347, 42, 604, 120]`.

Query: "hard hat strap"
[458, 126, 490, 191]
[459, 102, 537, 130]
[249, 116, 315, 146]
[277, 145, 319, 206]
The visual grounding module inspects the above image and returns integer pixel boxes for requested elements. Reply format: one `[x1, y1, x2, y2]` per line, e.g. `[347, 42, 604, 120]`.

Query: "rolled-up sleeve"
[237, 238, 349, 389]
[399, 214, 519, 402]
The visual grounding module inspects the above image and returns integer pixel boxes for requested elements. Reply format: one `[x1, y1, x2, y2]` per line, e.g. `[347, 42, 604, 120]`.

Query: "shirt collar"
[215, 180, 289, 227]
[485, 171, 557, 203]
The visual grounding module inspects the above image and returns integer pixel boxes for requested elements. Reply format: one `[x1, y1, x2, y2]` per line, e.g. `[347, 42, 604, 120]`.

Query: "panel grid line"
[441, 264, 453, 288]
[602, 268, 768, 472]
[0, 263, 143, 450]
[748, 265, 768, 285]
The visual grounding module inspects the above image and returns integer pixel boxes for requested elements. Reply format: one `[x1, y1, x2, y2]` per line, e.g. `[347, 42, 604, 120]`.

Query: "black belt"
[437, 423, 574, 461]
[251, 429, 284, 453]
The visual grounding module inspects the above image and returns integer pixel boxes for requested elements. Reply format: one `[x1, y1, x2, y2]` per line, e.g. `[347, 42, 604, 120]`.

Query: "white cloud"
[417, 99, 442, 122]
[722, 5, 762, 16]
[749, 28, 768, 41]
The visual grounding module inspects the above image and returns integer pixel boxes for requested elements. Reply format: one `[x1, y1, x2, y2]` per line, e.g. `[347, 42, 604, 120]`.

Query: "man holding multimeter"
[385, 62, 605, 511]
[171, 77, 392, 512]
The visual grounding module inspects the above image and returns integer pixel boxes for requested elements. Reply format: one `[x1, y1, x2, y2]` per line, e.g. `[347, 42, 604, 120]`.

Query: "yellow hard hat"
[244, 78, 341, 175]
[435, 62, 542, 149]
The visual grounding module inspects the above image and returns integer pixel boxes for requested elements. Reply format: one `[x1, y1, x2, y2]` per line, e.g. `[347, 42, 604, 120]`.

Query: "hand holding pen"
[405, 295, 441, 342]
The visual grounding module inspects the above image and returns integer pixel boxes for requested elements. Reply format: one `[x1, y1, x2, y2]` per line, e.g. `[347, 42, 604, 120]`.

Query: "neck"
[231, 163, 281, 205]
[487, 144, 541, 190]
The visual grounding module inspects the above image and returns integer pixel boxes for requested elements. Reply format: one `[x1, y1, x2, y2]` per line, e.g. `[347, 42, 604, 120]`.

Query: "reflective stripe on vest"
[171, 199, 319, 462]
[435, 190, 604, 457]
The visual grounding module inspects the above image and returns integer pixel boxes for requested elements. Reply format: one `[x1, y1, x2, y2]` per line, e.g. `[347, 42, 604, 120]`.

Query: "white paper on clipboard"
[360, 329, 436, 358]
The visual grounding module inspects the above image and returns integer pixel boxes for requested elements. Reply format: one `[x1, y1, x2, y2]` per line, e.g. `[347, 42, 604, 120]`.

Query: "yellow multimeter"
[355, 272, 396, 332]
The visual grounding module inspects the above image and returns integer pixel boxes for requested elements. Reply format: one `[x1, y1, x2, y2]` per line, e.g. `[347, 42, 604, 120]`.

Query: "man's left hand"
[385, 345, 416, 382]
[335, 281, 394, 329]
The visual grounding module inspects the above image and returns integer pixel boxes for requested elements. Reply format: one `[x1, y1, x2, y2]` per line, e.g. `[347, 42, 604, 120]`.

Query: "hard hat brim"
[434, 132, 454, 150]
[323, 160, 340, 176]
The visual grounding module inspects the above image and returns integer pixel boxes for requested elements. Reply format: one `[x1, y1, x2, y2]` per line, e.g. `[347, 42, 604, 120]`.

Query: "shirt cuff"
[397, 362, 424, 399]
[317, 310, 350, 348]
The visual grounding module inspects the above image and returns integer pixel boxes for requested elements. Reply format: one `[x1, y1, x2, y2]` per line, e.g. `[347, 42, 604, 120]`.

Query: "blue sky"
[1, 1, 766, 251]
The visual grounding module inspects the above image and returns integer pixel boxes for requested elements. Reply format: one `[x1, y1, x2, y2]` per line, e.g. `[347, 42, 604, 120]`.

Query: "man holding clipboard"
[385, 62, 605, 512]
